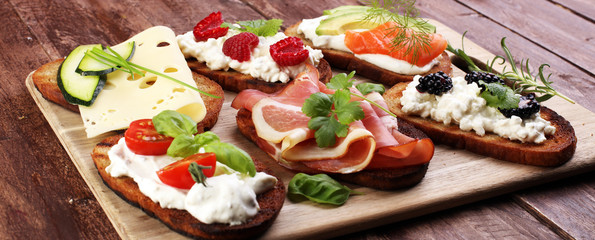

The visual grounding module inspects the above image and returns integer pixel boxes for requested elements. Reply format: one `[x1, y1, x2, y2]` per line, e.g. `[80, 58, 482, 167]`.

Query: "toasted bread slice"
[186, 58, 333, 93]
[285, 22, 453, 85]
[92, 134, 285, 239]
[236, 108, 430, 190]
[31, 59, 225, 131]
[384, 82, 577, 166]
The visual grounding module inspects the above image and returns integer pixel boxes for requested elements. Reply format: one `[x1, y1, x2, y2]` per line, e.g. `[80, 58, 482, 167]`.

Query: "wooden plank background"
[1, 0, 594, 239]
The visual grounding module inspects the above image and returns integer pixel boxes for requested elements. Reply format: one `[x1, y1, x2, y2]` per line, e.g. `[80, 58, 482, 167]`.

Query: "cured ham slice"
[233, 64, 433, 174]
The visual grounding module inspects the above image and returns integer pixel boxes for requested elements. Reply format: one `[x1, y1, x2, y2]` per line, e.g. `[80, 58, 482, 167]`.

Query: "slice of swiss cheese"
[79, 26, 207, 137]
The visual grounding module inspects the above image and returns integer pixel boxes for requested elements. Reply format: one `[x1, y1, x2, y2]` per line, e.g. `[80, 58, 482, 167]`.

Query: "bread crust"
[186, 58, 333, 93]
[236, 108, 430, 190]
[92, 134, 286, 239]
[31, 59, 225, 131]
[285, 22, 453, 85]
[384, 82, 577, 166]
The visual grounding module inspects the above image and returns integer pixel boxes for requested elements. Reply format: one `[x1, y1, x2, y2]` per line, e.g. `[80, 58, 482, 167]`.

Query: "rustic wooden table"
[2, 0, 594, 239]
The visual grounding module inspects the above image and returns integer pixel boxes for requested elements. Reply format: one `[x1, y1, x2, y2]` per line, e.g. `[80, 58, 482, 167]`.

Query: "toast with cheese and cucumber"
[284, 5, 452, 86]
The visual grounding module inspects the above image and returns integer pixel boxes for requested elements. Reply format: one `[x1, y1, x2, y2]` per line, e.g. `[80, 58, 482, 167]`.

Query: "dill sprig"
[447, 32, 574, 103]
[362, 0, 433, 64]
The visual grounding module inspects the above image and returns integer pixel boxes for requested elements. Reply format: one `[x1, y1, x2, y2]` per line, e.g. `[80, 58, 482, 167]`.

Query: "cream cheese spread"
[177, 29, 323, 83]
[400, 76, 556, 143]
[297, 16, 438, 75]
[106, 137, 277, 225]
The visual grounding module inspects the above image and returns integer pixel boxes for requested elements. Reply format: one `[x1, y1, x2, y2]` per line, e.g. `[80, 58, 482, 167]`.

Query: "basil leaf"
[288, 173, 353, 206]
[302, 92, 332, 118]
[167, 134, 200, 158]
[153, 110, 198, 137]
[356, 82, 385, 95]
[195, 131, 220, 146]
[203, 142, 256, 177]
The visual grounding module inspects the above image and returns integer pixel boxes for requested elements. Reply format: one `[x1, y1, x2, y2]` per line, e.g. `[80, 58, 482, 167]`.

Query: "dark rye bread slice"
[236, 108, 430, 190]
[186, 58, 333, 93]
[384, 82, 577, 166]
[92, 134, 285, 239]
[31, 59, 225, 131]
[285, 21, 453, 86]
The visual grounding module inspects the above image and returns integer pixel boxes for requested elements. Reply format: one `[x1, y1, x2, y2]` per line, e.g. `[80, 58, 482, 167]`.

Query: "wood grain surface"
[2, 0, 595, 239]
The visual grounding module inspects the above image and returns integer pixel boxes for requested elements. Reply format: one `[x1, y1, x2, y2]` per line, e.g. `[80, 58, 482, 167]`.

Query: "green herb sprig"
[84, 43, 220, 99]
[221, 19, 283, 37]
[189, 162, 211, 187]
[302, 71, 395, 148]
[288, 173, 363, 206]
[447, 32, 574, 103]
[362, 0, 434, 64]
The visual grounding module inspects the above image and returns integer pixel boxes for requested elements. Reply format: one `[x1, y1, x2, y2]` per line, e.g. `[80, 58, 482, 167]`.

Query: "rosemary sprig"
[362, 0, 433, 64]
[84, 44, 221, 99]
[446, 32, 574, 104]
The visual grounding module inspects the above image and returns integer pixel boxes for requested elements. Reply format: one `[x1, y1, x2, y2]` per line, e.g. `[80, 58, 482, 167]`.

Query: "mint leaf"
[333, 89, 364, 124]
[302, 92, 332, 117]
[326, 71, 355, 90]
[480, 82, 520, 109]
[356, 82, 385, 95]
[222, 19, 283, 37]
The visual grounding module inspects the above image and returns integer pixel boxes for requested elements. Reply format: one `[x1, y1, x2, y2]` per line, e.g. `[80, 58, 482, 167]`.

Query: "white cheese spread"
[400, 76, 556, 143]
[106, 137, 277, 225]
[297, 16, 438, 75]
[177, 30, 323, 83]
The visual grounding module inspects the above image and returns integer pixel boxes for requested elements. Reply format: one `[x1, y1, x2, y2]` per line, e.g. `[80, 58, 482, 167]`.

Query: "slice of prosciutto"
[232, 64, 434, 174]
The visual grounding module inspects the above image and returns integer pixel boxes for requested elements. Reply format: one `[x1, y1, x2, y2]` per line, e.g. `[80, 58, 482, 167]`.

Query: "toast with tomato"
[30, 58, 224, 132]
[92, 134, 286, 239]
[232, 65, 435, 190]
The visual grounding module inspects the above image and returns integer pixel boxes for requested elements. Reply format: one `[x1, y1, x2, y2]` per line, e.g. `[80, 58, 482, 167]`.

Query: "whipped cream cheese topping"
[106, 137, 277, 225]
[400, 76, 556, 143]
[177, 29, 323, 83]
[297, 16, 438, 75]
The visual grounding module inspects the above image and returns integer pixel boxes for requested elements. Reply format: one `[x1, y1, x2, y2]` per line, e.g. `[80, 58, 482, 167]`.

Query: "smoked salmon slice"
[344, 21, 447, 67]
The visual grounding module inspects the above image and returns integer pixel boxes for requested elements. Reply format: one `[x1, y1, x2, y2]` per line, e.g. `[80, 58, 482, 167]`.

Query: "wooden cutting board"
[25, 20, 595, 239]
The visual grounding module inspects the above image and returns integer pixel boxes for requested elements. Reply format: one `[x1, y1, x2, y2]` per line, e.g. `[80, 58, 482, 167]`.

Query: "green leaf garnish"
[479, 81, 520, 109]
[84, 43, 220, 99]
[355, 82, 386, 95]
[446, 32, 574, 104]
[326, 71, 355, 90]
[221, 19, 283, 37]
[333, 89, 364, 124]
[189, 162, 211, 187]
[288, 173, 361, 206]
[153, 110, 199, 137]
[203, 142, 256, 177]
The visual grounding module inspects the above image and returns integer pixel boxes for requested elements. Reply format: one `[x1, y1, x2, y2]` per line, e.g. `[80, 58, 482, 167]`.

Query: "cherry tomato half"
[124, 119, 174, 155]
[156, 153, 217, 189]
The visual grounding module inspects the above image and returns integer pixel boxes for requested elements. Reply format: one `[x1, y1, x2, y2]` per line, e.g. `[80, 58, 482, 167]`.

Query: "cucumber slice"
[57, 44, 107, 106]
[76, 41, 136, 76]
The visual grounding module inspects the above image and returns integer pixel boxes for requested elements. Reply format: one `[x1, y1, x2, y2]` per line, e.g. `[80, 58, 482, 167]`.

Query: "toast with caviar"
[91, 134, 286, 239]
[30, 59, 224, 132]
[285, 21, 453, 86]
[383, 82, 577, 166]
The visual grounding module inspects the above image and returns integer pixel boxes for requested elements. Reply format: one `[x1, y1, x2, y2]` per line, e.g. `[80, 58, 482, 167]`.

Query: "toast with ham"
[285, 21, 453, 86]
[384, 82, 577, 166]
[30, 59, 224, 132]
[233, 65, 435, 190]
[92, 134, 286, 239]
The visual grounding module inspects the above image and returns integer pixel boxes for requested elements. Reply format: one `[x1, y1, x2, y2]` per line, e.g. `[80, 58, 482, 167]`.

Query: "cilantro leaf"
[302, 92, 332, 118]
[222, 19, 283, 37]
[356, 82, 386, 95]
[308, 116, 347, 148]
[479, 81, 520, 109]
[333, 89, 364, 124]
[326, 71, 356, 90]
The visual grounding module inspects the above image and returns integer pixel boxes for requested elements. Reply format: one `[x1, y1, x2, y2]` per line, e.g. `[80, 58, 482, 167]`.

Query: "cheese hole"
[156, 99, 164, 104]
[172, 87, 185, 93]
[127, 72, 146, 81]
[164, 67, 178, 73]
[157, 42, 170, 47]
[139, 76, 158, 89]
[108, 109, 116, 113]
[152, 106, 157, 110]
[103, 81, 116, 90]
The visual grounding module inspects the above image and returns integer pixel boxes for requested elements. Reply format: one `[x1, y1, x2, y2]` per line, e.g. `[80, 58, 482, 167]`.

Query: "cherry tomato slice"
[156, 153, 217, 189]
[124, 119, 174, 155]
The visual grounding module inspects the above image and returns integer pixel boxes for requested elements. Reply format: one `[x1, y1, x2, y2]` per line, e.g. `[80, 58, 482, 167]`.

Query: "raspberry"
[193, 12, 229, 42]
[499, 93, 541, 119]
[416, 71, 453, 95]
[269, 37, 309, 66]
[222, 32, 259, 62]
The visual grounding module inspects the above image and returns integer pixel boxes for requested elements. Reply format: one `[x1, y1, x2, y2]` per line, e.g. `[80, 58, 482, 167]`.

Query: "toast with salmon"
[384, 82, 577, 166]
[285, 21, 453, 86]
[92, 134, 285, 239]
[30, 58, 224, 132]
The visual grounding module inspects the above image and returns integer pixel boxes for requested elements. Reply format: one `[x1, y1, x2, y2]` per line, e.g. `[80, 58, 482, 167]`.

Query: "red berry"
[269, 37, 309, 66]
[222, 32, 259, 62]
[193, 12, 229, 41]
